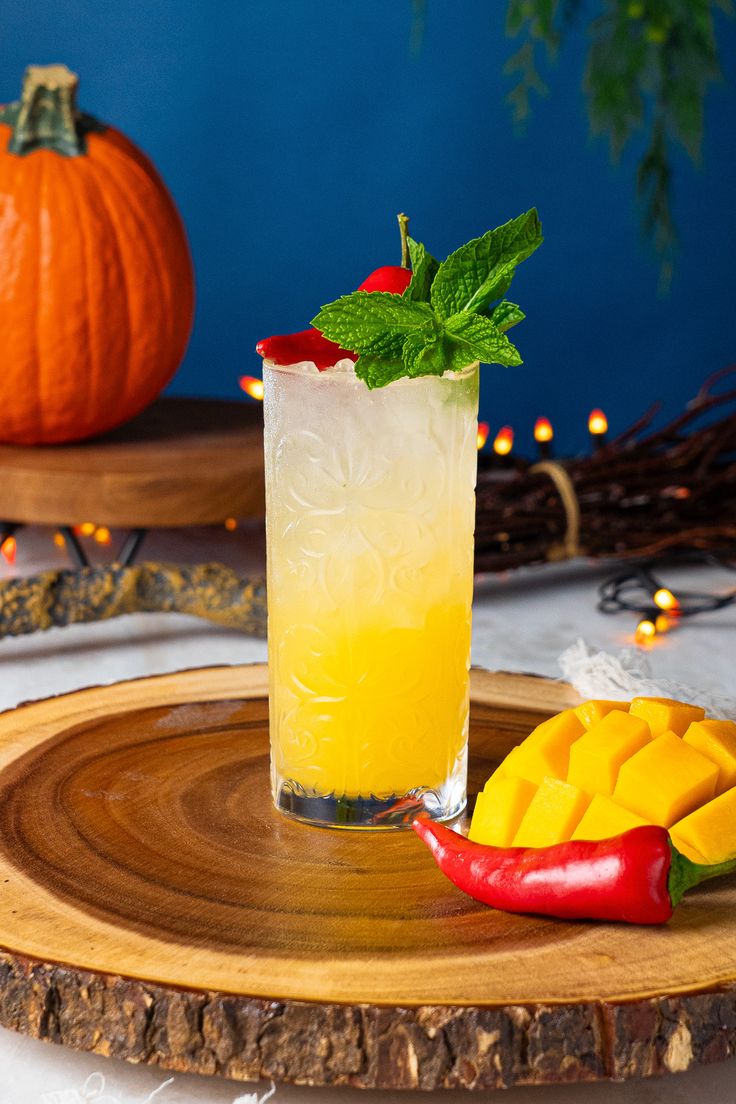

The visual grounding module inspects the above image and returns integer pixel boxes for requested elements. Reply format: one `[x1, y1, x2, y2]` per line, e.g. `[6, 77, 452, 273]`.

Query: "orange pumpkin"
[0, 65, 194, 445]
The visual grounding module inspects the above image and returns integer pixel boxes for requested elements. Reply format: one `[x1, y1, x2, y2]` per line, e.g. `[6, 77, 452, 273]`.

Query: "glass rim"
[261, 358, 479, 385]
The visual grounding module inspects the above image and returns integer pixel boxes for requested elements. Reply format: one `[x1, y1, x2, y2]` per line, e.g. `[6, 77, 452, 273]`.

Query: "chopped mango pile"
[470, 696, 736, 865]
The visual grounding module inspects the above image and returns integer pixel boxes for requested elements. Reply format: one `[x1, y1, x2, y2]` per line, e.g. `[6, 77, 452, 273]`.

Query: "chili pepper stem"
[668, 842, 736, 908]
[397, 212, 410, 268]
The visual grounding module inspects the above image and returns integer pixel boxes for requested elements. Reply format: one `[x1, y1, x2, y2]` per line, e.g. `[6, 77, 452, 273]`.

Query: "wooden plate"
[0, 664, 734, 1090]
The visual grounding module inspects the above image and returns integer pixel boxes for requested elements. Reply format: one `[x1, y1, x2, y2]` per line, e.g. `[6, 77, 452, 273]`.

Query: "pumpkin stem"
[0, 65, 99, 157]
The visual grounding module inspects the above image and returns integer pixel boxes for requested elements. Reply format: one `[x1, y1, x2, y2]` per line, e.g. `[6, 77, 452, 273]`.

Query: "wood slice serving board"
[0, 665, 734, 1091]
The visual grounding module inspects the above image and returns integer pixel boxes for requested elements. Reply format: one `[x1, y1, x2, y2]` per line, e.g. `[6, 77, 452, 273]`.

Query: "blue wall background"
[2, 1, 735, 454]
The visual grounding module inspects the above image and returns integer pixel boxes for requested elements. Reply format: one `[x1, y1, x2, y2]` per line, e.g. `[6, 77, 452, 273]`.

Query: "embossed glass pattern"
[263, 359, 479, 827]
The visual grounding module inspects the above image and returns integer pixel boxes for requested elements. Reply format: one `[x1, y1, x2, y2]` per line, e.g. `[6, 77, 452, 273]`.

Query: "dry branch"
[0, 562, 267, 640]
[474, 369, 736, 573]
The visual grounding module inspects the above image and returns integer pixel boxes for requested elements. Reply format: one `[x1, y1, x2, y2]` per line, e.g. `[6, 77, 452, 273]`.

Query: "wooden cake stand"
[0, 397, 264, 565]
[0, 664, 734, 1090]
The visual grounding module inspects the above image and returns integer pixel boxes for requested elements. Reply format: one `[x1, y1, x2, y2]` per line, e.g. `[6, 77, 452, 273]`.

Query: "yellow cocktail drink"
[264, 357, 479, 826]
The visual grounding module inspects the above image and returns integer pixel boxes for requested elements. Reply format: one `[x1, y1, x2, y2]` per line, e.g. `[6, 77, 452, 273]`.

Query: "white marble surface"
[3, 1026, 736, 1104]
[1, 523, 735, 1102]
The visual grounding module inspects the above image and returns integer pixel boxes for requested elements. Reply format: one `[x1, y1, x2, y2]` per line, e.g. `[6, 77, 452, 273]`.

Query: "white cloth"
[1, 527, 735, 1101]
[559, 638, 736, 716]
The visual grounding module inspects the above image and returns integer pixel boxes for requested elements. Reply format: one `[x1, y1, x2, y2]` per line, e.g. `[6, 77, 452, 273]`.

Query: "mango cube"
[629, 696, 705, 738]
[613, 731, 719, 826]
[683, 719, 736, 795]
[469, 775, 537, 847]
[574, 699, 630, 730]
[567, 710, 651, 796]
[484, 748, 519, 784]
[669, 838, 709, 864]
[571, 793, 648, 841]
[670, 786, 736, 865]
[512, 777, 590, 848]
[503, 710, 585, 785]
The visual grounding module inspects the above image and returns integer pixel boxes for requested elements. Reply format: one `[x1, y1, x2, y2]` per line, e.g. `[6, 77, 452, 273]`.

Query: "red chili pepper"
[256, 328, 355, 371]
[413, 819, 736, 925]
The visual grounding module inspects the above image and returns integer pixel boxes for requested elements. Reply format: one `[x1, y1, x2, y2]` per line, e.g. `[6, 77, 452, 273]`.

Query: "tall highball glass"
[263, 358, 479, 828]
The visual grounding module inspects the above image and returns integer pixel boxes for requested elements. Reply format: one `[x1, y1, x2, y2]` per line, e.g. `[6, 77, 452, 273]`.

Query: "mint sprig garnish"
[311, 209, 543, 389]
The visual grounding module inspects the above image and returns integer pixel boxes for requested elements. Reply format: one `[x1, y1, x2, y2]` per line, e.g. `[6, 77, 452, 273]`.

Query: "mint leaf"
[491, 300, 526, 332]
[431, 209, 543, 319]
[402, 331, 482, 378]
[489, 273, 513, 303]
[444, 313, 522, 366]
[312, 291, 433, 355]
[403, 334, 446, 377]
[358, 331, 405, 358]
[401, 327, 437, 374]
[403, 237, 439, 303]
[355, 355, 407, 389]
[400, 317, 441, 368]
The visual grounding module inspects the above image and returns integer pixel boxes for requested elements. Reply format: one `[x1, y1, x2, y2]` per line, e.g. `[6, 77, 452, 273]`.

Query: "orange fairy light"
[75, 521, 96, 537]
[534, 417, 553, 443]
[53, 531, 66, 549]
[654, 587, 679, 612]
[588, 409, 608, 435]
[588, 408, 608, 453]
[476, 421, 490, 450]
[1, 536, 16, 565]
[534, 416, 554, 459]
[94, 526, 112, 545]
[655, 614, 672, 634]
[239, 375, 265, 401]
[493, 426, 514, 456]
[224, 517, 238, 531]
[634, 618, 656, 645]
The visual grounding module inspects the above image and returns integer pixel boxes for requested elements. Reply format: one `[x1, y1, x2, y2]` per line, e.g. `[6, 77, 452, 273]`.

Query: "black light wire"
[598, 556, 736, 623]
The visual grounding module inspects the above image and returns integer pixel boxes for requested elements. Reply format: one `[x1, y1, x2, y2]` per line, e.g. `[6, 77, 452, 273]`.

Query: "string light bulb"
[493, 426, 514, 456]
[476, 422, 490, 450]
[653, 587, 679, 612]
[588, 409, 608, 436]
[533, 416, 554, 459]
[635, 618, 656, 645]
[534, 417, 553, 443]
[94, 526, 112, 545]
[239, 375, 265, 401]
[1, 536, 16, 565]
[224, 517, 238, 531]
[53, 531, 66, 549]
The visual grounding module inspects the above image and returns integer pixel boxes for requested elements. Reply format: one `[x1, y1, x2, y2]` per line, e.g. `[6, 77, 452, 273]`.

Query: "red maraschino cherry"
[256, 251, 412, 369]
[357, 265, 412, 294]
